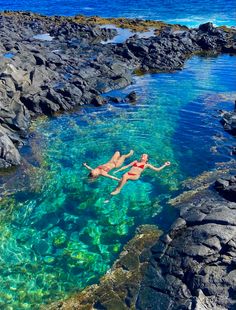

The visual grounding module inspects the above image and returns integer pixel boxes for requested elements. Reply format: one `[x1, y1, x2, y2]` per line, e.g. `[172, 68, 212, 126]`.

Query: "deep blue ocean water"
[0, 0, 236, 27]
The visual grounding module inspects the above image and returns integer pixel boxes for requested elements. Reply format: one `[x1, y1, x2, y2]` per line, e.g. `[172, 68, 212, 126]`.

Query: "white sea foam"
[83, 7, 94, 11]
[166, 15, 235, 27]
[100, 24, 155, 44]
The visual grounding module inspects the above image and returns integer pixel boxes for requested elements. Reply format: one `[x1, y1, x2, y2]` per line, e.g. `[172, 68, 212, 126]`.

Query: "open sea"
[0, 1, 236, 309]
[0, 0, 236, 27]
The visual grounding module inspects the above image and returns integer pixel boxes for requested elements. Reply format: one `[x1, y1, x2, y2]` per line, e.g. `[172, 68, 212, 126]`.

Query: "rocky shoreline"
[48, 163, 236, 310]
[0, 11, 236, 310]
[0, 11, 236, 168]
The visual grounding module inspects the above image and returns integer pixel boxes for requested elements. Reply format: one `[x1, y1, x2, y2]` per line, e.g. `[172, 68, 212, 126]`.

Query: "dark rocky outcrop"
[0, 126, 21, 167]
[91, 95, 108, 106]
[137, 188, 236, 310]
[0, 13, 235, 169]
[220, 101, 236, 136]
[215, 175, 236, 202]
[125, 91, 137, 102]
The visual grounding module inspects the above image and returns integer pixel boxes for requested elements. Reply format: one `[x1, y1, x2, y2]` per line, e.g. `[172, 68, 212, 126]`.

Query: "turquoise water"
[0, 54, 236, 309]
[0, 0, 236, 27]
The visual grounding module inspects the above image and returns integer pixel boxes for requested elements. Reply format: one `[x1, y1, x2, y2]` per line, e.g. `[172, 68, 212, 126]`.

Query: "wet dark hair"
[88, 171, 98, 179]
[87, 173, 98, 184]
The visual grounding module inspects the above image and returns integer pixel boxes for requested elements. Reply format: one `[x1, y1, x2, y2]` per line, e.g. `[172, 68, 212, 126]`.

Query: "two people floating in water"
[83, 151, 171, 195]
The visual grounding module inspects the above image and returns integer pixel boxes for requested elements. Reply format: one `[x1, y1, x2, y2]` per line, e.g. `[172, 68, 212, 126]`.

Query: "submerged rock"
[107, 96, 123, 103]
[125, 91, 137, 102]
[91, 95, 107, 106]
[47, 225, 162, 310]
[220, 101, 236, 135]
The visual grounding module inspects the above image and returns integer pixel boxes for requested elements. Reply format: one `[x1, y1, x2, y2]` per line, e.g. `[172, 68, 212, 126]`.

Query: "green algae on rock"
[73, 15, 188, 32]
[47, 225, 162, 310]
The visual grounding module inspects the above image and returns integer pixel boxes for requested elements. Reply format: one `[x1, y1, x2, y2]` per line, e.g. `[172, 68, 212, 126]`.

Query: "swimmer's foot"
[127, 150, 134, 157]
[111, 189, 121, 195]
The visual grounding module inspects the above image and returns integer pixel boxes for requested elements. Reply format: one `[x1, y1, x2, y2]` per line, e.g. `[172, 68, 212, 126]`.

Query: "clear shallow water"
[32, 33, 54, 41]
[0, 0, 235, 27]
[0, 54, 236, 309]
[100, 25, 155, 44]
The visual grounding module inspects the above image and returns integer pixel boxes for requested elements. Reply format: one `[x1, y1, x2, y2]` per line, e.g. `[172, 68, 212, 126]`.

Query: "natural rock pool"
[0, 54, 235, 309]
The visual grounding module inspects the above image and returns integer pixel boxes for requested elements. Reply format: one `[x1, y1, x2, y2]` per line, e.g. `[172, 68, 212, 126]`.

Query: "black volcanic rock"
[91, 95, 107, 106]
[136, 188, 236, 310]
[108, 96, 122, 103]
[125, 91, 137, 102]
[0, 126, 21, 168]
[198, 22, 215, 33]
[215, 175, 236, 202]
[220, 102, 236, 135]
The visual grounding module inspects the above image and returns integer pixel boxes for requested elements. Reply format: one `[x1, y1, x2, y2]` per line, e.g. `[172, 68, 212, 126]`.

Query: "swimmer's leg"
[114, 150, 134, 167]
[111, 172, 137, 195]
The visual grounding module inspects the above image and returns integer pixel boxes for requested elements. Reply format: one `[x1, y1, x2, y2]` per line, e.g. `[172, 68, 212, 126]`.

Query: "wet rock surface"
[215, 175, 236, 202]
[0, 12, 236, 168]
[137, 190, 236, 310]
[221, 100, 236, 136]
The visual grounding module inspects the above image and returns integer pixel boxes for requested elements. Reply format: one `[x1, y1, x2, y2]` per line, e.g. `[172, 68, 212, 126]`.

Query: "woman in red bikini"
[111, 154, 171, 195]
[83, 150, 134, 181]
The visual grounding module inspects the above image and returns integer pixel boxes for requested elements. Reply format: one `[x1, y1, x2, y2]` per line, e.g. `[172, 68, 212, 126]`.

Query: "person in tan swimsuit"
[83, 150, 134, 181]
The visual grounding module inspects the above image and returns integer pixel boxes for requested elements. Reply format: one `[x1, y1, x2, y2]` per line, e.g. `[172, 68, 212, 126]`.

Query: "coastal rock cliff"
[138, 190, 236, 309]
[0, 12, 236, 168]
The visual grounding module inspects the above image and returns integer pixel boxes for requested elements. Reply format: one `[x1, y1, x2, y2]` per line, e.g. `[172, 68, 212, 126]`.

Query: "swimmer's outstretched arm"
[83, 162, 93, 171]
[114, 161, 137, 174]
[103, 173, 120, 181]
[146, 161, 171, 172]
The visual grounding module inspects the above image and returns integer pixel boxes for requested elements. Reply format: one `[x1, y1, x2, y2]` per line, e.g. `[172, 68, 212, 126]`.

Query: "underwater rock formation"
[0, 12, 236, 167]
[49, 167, 236, 310]
[48, 225, 162, 310]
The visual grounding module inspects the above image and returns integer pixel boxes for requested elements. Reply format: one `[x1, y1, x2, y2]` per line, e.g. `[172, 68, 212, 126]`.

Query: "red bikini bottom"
[127, 172, 137, 176]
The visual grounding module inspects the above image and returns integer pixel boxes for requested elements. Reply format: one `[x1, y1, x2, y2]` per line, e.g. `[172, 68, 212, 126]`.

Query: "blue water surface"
[0, 0, 236, 27]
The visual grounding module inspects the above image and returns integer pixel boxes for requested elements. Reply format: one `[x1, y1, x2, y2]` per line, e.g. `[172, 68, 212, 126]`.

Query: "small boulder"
[214, 176, 236, 202]
[91, 95, 107, 106]
[198, 22, 214, 33]
[232, 146, 236, 155]
[125, 91, 137, 102]
[108, 96, 122, 103]
[0, 126, 21, 168]
[214, 178, 229, 189]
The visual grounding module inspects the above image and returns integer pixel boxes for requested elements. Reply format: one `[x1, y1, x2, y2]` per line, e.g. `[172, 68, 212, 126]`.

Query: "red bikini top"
[98, 165, 110, 172]
[133, 162, 145, 169]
